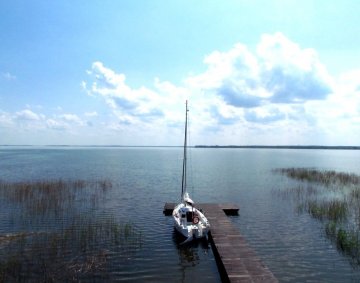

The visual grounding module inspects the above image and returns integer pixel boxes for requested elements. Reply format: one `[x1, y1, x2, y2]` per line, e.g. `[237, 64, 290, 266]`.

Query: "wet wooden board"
[164, 203, 277, 283]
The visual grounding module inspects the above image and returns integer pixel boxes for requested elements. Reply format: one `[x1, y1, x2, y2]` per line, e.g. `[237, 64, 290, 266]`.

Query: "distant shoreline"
[1, 145, 360, 150]
[195, 145, 360, 150]
[0, 145, 181, 148]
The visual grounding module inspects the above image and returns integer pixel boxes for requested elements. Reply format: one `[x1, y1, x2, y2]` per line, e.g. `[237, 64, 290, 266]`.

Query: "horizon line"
[1, 144, 360, 150]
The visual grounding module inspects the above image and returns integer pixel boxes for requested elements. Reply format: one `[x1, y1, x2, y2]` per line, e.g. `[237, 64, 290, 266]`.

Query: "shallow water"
[1, 146, 360, 282]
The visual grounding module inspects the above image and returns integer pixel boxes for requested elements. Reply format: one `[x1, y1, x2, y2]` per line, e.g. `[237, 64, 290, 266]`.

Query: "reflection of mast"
[181, 100, 189, 201]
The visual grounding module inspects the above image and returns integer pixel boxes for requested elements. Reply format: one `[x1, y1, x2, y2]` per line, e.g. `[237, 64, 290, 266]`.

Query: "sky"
[1, 0, 360, 146]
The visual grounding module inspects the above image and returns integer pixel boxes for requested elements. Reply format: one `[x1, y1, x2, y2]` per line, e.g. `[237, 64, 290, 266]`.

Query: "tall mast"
[181, 100, 188, 201]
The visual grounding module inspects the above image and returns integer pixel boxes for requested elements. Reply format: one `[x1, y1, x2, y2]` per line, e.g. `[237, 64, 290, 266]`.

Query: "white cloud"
[0, 111, 13, 128]
[6, 32, 350, 145]
[258, 33, 333, 103]
[46, 119, 68, 130]
[336, 69, 360, 94]
[1, 107, 89, 136]
[84, 61, 169, 125]
[15, 109, 42, 121]
[188, 32, 333, 109]
[59, 114, 84, 125]
[84, 111, 98, 117]
[244, 107, 286, 124]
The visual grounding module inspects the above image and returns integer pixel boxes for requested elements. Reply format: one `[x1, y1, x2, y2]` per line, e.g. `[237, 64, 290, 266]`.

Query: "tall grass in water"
[0, 179, 112, 216]
[275, 168, 360, 265]
[301, 199, 348, 221]
[0, 179, 142, 282]
[275, 168, 360, 186]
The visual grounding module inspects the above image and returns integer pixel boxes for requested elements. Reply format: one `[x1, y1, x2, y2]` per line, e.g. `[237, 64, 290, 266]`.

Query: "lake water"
[1, 146, 360, 282]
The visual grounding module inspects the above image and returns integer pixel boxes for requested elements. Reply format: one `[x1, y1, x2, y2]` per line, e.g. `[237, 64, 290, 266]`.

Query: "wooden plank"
[202, 205, 278, 283]
[163, 202, 239, 216]
[163, 202, 176, 215]
[164, 202, 277, 283]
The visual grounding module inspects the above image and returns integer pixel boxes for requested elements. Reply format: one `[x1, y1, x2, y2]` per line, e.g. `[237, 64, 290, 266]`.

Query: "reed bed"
[0, 179, 111, 203]
[299, 199, 348, 221]
[274, 168, 360, 264]
[0, 218, 142, 282]
[0, 179, 142, 282]
[0, 179, 112, 223]
[274, 185, 318, 202]
[325, 222, 360, 262]
[275, 168, 360, 187]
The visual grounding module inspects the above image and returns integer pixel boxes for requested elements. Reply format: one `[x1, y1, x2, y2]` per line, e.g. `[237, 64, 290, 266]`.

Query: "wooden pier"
[164, 203, 278, 283]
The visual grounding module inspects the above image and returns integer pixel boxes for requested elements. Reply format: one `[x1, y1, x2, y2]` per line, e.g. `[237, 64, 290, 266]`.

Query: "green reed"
[0, 218, 142, 282]
[274, 168, 360, 264]
[0, 179, 112, 218]
[350, 187, 360, 200]
[325, 223, 360, 263]
[300, 199, 348, 221]
[0, 179, 142, 282]
[275, 168, 360, 187]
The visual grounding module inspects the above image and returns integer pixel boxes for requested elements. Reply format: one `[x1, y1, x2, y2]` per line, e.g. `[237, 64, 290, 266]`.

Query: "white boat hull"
[172, 202, 210, 240]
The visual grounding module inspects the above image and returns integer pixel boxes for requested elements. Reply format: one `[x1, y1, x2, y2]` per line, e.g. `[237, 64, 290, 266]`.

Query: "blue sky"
[1, 0, 360, 145]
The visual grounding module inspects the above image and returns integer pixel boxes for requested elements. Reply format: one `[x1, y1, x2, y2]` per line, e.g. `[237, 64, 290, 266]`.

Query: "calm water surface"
[1, 147, 360, 282]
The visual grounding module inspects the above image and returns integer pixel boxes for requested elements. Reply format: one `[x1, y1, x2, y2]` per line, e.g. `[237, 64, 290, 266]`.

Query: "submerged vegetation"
[274, 168, 360, 264]
[275, 168, 360, 264]
[0, 179, 142, 282]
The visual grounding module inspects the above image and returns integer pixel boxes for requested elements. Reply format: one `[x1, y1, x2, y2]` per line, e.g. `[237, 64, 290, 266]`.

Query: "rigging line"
[187, 108, 194, 216]
[181, 100, 188, 201]
[187, 103, 195, 199]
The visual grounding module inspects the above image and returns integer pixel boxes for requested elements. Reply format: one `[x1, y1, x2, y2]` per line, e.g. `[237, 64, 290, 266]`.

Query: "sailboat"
[172, 101, 210, 242]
